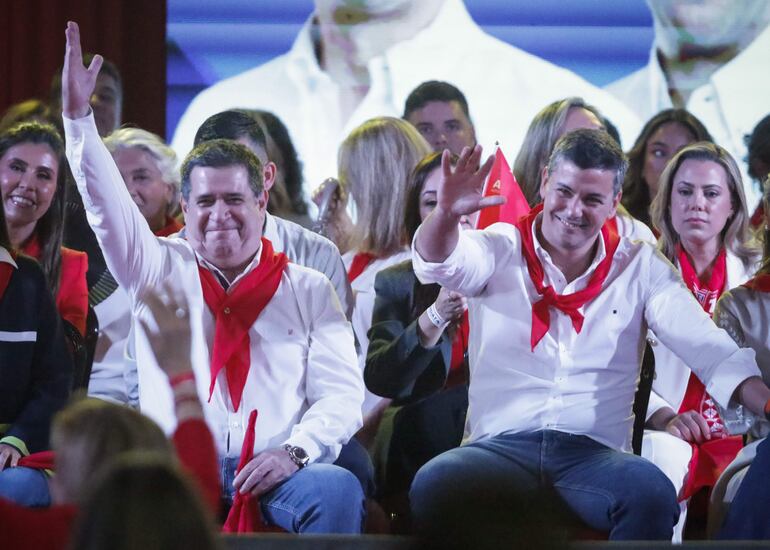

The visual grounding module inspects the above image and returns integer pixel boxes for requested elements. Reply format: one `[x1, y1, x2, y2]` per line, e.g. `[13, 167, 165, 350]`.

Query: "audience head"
[403, 81, 476, 155]
[513, 97, 605, 207]
[0, 121, 68, 294]
[651, 142, 756, 268]
[539, 129, 626, 256]
[50, 53, 122, 137]
[760, 175, 770, 273]
[622, 108, 712, 227]
[0, 99, 52, 133]
[50, 398, 173, 505]
[104, 128, 180, 232]
[180, 139, 266, 274]
[247, 109, 308, 218]
[747, 113, 770, 184]
[404, 152, 464, 241]
[338, 116, 431, 255]
[70, 453, 219, 550]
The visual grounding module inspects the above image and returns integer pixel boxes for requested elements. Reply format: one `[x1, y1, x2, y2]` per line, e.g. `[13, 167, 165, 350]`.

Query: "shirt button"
[223, 307, 231, 314]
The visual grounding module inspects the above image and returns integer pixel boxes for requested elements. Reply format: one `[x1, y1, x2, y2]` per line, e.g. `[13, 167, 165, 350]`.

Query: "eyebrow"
[9, 157, 55, 173]
[421, 189, 437, 196]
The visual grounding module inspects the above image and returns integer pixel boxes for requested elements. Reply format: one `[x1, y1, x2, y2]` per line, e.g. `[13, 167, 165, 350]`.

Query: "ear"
[539, 165, 549, 201]
[258, 189, 269, 210]
[181, 197, 188, 215]
[262, 161, 277, 192]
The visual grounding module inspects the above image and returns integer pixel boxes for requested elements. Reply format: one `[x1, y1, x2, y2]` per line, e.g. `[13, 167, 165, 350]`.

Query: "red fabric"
[154, 216, 184, 237]
[198, 238, 288, 412]
[173, 419, 221, 517]
[22, 238, 89, 336]
[445, 311, 469, 389]
[0, 262, 13, 302]
[223, 409, 269, 533]
[18, 451, 55, 471]
[750, 203, 765, 229]
[514, 204, 620, 351]
[675, 246, 741, 501]
[476, 147, 530, 229]
[0, 498, 77, 550]
[743, 273, 770, 292]
[347, 252, 377, 283]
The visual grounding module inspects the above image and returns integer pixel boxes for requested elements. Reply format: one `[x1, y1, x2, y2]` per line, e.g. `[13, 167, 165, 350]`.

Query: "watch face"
[293, 447, 308, 460]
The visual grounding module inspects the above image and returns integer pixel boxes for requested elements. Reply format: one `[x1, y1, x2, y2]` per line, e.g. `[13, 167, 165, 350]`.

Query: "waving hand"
[62, 21, 102, 119]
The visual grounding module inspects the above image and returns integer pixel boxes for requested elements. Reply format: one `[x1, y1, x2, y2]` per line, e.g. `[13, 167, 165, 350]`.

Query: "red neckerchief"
[446, 310, 469, 389]
[198, 238, 288, 412]
[514, 204, 620, 351]
[154, 216, 184, 237]
[750, 204, 765, 229]
[675, 246, 740, 500]
[347, 252, 377, 283]
[0, 259, 14, 302]
[743, 273, 770, 292]
[223, 409, 272, 533]
[18, 451, 55, 471]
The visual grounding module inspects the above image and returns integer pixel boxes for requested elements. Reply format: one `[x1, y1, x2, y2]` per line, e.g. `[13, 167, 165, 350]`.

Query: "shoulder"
[374, 260, 416, 290]
[273, 215, 340, 256]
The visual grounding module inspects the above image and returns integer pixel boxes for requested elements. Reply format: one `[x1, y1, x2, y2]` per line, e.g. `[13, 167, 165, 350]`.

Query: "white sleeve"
[63, 112, 168, 297]
[645, 253, 761, 409]
[411, 224, 511, 297]
[284, 272, 364, 463]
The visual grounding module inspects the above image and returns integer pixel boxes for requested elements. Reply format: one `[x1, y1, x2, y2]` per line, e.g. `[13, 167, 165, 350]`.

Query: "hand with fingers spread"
[62, 21, 103, 119]
[665, 410, 712, 444]
[233, 447, 299, 497]
[435, 145, 501, 220]
[0, 444, 22, 471]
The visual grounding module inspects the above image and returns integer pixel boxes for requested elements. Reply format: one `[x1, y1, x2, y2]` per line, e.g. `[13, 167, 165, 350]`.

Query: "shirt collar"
[194, 240, 263, 289]
[0, 246, 17, 269]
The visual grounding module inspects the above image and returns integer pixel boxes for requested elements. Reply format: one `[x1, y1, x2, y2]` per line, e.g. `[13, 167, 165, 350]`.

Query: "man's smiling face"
[539, 159, 619, 257]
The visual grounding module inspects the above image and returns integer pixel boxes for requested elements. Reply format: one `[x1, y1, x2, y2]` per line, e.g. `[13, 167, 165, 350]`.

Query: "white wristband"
[426, 303, 448, 328]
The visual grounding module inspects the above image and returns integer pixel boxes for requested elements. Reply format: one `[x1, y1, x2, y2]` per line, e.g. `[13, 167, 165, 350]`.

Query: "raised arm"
[62, 22, 168, 296]
[414, 146, 499, 263]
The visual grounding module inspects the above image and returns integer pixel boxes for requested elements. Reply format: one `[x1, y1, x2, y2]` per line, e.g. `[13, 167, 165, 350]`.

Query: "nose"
[693, 190, 707, 210]
[564, 195, 583, 218]
[209, 199, 229, 219]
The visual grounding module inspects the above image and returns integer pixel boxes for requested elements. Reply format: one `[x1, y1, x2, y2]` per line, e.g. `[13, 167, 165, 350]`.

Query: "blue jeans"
[718, 436, 770, 540]
[0, 466, 51, 507]
[410, 430, 679, 542]
[221, 458, 364, 533]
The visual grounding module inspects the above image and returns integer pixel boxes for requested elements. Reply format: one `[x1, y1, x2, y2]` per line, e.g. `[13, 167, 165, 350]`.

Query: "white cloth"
[171, 0, 641, 195]
[606, 26, 770, 208]
[265, 212, 353, 319]
[412, 219, 761, 452]
[343, 249, 411, 415]
[646, 251, 758, 420]
[64, 112, 364, 463]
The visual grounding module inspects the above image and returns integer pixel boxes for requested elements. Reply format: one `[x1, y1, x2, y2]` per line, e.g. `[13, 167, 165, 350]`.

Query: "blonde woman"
[337, 117, 431, 420]
[645, 142, 759, 540]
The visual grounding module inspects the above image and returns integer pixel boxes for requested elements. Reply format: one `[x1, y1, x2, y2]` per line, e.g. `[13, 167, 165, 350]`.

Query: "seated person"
[710, 174, 770, 539]
[622, 109, 712, 229]
[61, 22, 365, 533]
[0, 200, 73, 506]
[747, 114, 770, 227]
[365, 152, 469, 518]
[409, 131, 770, 543]
[643, 142, 759, 541]
[403, 81, 476, 156]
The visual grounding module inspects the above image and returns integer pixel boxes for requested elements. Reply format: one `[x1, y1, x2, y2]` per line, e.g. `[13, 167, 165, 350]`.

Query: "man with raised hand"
[409, 131, 770, 541]
[61, 22, 365, 533]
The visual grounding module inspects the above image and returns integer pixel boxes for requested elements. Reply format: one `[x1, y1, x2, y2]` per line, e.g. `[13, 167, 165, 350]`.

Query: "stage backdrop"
[167, 0, 653, 141]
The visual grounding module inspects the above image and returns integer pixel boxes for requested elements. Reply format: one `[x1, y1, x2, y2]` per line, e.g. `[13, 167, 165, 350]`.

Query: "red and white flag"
[476, 147, 530, 229]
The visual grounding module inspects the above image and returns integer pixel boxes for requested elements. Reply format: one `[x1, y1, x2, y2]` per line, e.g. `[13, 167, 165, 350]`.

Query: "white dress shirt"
[412, 218, 760, 452]
[64, 112, 364, 462]
[172, 0, 641, 196]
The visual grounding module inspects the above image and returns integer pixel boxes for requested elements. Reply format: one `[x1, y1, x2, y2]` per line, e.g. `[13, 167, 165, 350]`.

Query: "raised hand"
[436, 145, 502, 219]
[62, 21, 103, 119]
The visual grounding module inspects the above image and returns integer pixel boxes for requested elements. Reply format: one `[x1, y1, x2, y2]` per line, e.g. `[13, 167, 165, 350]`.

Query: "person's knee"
[622, 464, 678, 519]
[0, 466, 51, 506]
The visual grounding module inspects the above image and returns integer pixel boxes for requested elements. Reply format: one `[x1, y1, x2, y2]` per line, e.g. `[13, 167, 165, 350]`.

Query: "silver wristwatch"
[282, 444, 309, 469]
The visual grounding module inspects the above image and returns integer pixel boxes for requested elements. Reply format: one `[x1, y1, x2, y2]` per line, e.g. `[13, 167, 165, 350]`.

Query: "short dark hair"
[193, 110, 268, 157]
[180, 139, 263, 200]
[403, 81, 472, 122]
[547, 129, 628, 195]
[747, 114, 770, 181]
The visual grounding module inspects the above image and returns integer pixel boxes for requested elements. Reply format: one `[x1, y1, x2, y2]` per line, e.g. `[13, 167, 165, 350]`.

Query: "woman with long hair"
[622, 109, 712, 229]
[644, 142, 759, 541]
[0, 122, 88, 336]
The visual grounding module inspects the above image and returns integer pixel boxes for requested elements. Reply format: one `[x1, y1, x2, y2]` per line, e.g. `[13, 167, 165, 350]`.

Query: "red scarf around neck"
[514, 204, 620, 351]
[198, 238, 288, 412]
[675, 245, 740, 500]
[743, 272, 770, 292]
[347, 252, 377, 283]
[0, 263, 14, 302]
